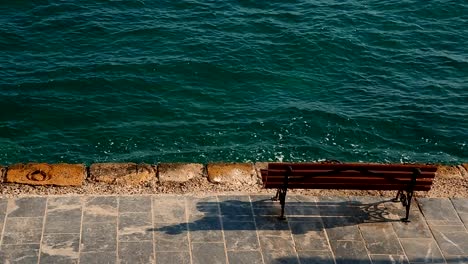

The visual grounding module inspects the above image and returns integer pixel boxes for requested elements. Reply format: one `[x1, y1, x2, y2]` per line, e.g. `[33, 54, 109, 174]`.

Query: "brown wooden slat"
[263, 177, 433, 185]
[263, 183, 431, 191]
[267, 163, 438, 172]
[260, 169, 268, 182]
[264, 170, 436, 178]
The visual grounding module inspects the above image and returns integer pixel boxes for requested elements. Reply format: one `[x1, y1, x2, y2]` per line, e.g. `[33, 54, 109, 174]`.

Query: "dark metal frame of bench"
[261, 163, 437, 222]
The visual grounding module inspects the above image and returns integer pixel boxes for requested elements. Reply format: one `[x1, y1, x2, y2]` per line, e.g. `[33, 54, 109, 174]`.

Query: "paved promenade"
[0, 194, 467, 264]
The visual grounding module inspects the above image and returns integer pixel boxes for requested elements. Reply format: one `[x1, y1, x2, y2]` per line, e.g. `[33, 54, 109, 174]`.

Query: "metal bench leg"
[402, 191, 414, 222]
[393, 190, 401, 202]
[271, 189, 280, 201]
[278, 188, 287, 221]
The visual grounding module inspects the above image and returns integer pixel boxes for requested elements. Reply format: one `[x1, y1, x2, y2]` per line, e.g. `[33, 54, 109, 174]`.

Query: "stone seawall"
[1, 162, 467, 187]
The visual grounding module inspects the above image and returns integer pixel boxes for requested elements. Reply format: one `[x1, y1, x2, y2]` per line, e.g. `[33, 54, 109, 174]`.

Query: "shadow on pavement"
[150, 197, 402, 235]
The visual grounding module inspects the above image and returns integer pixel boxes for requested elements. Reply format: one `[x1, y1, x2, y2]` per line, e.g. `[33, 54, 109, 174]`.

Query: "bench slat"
[267, 163, 438, 172]
[263, 177, 433, 186]
[263, 183, 432, 191]
[264, 170, 436, 179]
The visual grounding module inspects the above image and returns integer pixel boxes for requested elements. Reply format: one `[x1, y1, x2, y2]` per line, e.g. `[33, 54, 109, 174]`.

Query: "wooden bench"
[260, 162, 438, 221]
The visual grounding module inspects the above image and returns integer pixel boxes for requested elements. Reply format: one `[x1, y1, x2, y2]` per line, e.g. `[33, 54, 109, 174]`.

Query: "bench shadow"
[149, 197, 403, 235]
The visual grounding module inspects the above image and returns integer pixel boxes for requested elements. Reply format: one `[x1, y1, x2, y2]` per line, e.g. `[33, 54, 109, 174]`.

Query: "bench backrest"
[261, 163, 438, 191]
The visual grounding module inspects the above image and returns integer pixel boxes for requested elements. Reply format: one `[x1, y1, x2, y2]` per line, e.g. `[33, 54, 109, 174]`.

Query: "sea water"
[1, 0, 467, 164]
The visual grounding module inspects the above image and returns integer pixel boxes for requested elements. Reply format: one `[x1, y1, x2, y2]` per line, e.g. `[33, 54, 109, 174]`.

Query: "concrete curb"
[0, 162, 466, 187]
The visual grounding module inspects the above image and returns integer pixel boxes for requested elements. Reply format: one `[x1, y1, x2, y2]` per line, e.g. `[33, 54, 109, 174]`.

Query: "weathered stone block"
[158, 163, 204, 182]
[0, 166, 6, 182]
[436, 165, 464, 179]
[207, 163, 257, 185]
[89, 163, 155, 185]
[254, 162, 268, 184]
[459, 164, 468, 178]
[5, 163, 85, 186]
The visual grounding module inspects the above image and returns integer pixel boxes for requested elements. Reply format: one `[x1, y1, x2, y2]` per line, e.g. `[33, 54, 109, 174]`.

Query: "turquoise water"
[1, 1, 467, 164]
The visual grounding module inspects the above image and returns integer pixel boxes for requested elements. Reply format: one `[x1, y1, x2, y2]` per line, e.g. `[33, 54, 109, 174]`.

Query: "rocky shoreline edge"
[1, 162, 467, 198]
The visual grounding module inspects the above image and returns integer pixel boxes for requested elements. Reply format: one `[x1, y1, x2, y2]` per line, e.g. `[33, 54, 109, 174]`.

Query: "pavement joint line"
[1, 207, 7, 249]
[356, 213, 374, 263]
[216, 195, 230, 264]
[449, 198, 468, 231]
[78, 197, 84, 264]
[151, 195, 156, 264]
[391, 211, 409, 263]
[316, 196, 338, 264]
[37, 196, 48, 264]
[285, 204, 301, 264]
[185, 197, 194, 264]
[249, 195, 266, 264]
[116, 197, 120, 264]
[421, 201, 450, 264]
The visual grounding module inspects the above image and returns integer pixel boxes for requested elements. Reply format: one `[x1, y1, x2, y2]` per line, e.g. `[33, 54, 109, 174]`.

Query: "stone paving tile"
[153, 196, 186, 223]
[255, 216, 290, 232]
[45, 197, 82, 234]
[119, 196, 152, 213]
[192, 242, 227, 264]
[0, 214, 4, 241]
[156, 251, 191, 264]
[251, 195, 282, 216]
[348, 196, 393, 222]
[419, 198, 462, 226]
[187, 196, 219, 218]
[222, 214, 254, 222]
[359, 223, 404, 254]
[0, 244, 40, 263]
[400, 238, 446, 263]
[219, 196, 253, 216]
[40, 233, 80, 264]
[40, 234, 80, 263]
[79, 252, 117, 264]
[223, 221, 260, 250]
[118, 241, 155, 264]
[317, 196, 355, 216]
[7, 197, 47, 217]
[289, 220, 329, 251]
[253, 205, 282, 216]
[369, 254, 409, 264]
[250, 195, 278, 206]
[297, 251, 335, 264]
[330, 240, 372, 264]
[227, 251, 263, 264]
[81, 222, 117, 252]
[2, 217, 43, 245]
[44, 214, 82, 234]
[0, 198, 7, 215]
[262, 250, 299, 264]
[430, 225, 468, 256]
[258, 231, 296, 252]
[153, 222, 189, 252]
[0, 198, 7, 239]
[285, 205, 320, 216]
[445, 255, 468, 264]
[40, 255, 79, 264]
[188, 216, 223, 242]
[83, 196, 118, 223]
[118, 212, 152, 242]
[288, 195, 317, 203]
[322, 217, 362, 241]
[451, 198, 468, 227]
[392, 210, 433, 238]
